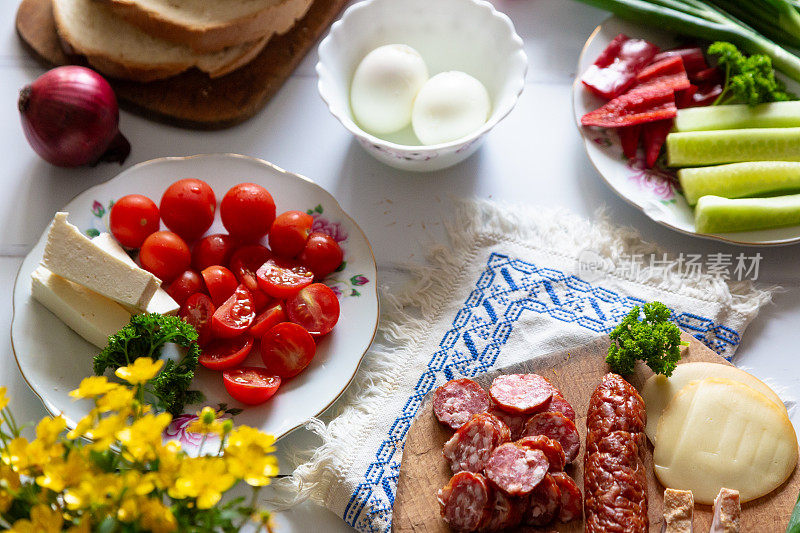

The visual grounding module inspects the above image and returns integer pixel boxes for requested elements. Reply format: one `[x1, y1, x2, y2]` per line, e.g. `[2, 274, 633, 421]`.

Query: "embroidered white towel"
[273, 199, 773, 532]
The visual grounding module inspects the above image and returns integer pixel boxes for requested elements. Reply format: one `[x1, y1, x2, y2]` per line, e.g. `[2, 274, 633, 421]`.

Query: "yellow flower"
[95, 385, 135, 413]
[85, 413, 127, 451]
[2, 437, 60, 474]
[0, 386, 9, 411]
[117, 413, 171, 462]
[140, 497, 177, 533]
[186, 407, 226, 436]
[169, 456, 235, 509]
[8, 504, 63, 533]
[116, 495, 139, 523]
[69, 376, 117, 399]
[115, 358, 163, 385]
[66, 518, 91, 533]
[66, 412, 97, 440]
[224, 426, 278, 486]
[64, 473, 122, 510]
[0, 463, 21, 512]
[35, 449, 85, 493]
[146, 442, 182, 490]
[35, 415, 66, 445]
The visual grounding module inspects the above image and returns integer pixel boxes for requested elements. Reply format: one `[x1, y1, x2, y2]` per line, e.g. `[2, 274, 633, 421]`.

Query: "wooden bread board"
[392, 333, 800, 532]
[15, 0, 348, 129]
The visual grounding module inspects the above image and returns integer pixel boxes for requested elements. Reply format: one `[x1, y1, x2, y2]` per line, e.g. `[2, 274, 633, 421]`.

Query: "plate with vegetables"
[11, 153, 378, 446]
[573, 16, 800, 245]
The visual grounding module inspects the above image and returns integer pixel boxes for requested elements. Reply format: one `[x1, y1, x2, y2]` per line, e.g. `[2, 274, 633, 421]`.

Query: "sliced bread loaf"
[99, 0, 314, 53]
[53, 0, 269, 82]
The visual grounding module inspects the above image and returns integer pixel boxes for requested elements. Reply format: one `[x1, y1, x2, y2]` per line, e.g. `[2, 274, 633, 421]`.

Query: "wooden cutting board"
[15, 0, 348, 129]
[393, 333, 800, 532]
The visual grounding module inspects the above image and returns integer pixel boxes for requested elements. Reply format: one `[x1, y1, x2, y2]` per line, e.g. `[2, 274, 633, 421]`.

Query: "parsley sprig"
[708, 41, 796, 106]
[94, 313, 203, 415]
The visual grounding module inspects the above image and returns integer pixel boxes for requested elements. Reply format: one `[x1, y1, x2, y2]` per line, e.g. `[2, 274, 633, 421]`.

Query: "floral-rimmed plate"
[11, 154, 379, 451]
[573, 16, 800, 246]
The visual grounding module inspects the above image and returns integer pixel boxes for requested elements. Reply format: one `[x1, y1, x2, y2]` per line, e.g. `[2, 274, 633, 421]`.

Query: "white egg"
[350, 44, 429, 135]
[412, 71, 491, 145]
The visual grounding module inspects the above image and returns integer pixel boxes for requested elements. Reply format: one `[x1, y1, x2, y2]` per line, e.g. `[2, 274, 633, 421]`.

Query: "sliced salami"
[443, 412, 510, 473]
[438, 471, 493, 532]
[489, 404, 528, 440]
[517, 435, 566, 472]
[524, 473, 561, 526]
[480, 489, 525, 532]
[542, 391, 576, 421]
[489, 374, 553, 414]
[586, 373, 646, 438]
[484, 443, 549, 496]
[551, 472, 583, 523]
[522, 412, 581, 463]
[584, 450, 648, 533]
[433, 378, 491, 430]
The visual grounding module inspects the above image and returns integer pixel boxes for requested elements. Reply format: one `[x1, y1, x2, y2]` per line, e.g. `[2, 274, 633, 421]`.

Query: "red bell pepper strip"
[642, 119, 674, 168]
[581, 34, 660, 100]
[676, 84, 699, 108]
[636, 56, 691, 92]
[652, 47, 707, 75]
[690, 83, 724, 107]
[581, 84, 677, 128]
[618, 125, 641, 159]
[689, 66, 723, 85]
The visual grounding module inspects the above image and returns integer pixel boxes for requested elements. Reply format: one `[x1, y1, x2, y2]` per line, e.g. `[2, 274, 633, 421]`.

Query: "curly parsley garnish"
[708, 41, 796, 106]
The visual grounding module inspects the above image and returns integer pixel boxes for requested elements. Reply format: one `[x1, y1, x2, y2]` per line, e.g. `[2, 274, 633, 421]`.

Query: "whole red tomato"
[220, 183, 275, 242]
[160, 178, 216, 242]
[139, 231, 191, 283]
[109, 194, 160, 248]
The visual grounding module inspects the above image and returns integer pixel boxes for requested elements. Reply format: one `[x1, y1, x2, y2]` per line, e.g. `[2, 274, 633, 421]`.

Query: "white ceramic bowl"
[317, 0, 527, 172]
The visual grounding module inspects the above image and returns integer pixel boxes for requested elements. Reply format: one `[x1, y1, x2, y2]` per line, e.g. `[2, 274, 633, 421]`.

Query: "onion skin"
[18, 66, 130, 167]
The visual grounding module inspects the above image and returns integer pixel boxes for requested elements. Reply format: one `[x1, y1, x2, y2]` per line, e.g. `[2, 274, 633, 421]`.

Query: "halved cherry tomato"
[251, 289, 274, 313]
[192, 234, 236, 272]
[249, 302, 287, 337]
[220, 183, 276, 242]
[256, 258, 314, 299]
[179, 293, 215, 346]
[202, 265, 238, 307]
[159, 178, 216, 242]
[260, 322, 316, 378]
[199, 334, 254, 370]
[165, 270, 205, 306]
[109, 194, 160, 249]
[299, 232, 343, 279]
[230, 245, 271, 291]
[285, 283, 340, 336]
[222, 367, 281, 405]
[212, 284, 255, 338]
[139, 231, 191, 283]
[269, 210, 314, 258]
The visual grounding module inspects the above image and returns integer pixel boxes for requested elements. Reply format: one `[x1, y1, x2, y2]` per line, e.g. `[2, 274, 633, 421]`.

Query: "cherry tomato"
[109, 194, 160, 249]
[251, 288, 274, 313]
[139, 231, 191, 283]
[269, 210, 314, 258]
[285, 283, 340, 336]
[192, 234, 236, 271]
[256, 258, 314, 299]
[260, 322, 316, 378]
[212, 284, 255, 338]
[160, 178, 216, 242]
[179, 293, 215, 346]
[222, 367, 281, 405]
[165, 269, 205, 306]
[219, 183, 276, 242]
[249, 302, 287, 337]
[229, 245, 271, 291]
[199, 334, 254, 370]
[299, 232, 343, 279]
[201, 265, 239, 307]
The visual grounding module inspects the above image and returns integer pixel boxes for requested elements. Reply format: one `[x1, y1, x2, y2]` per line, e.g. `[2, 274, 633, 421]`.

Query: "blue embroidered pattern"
[344, 252, 741, 532]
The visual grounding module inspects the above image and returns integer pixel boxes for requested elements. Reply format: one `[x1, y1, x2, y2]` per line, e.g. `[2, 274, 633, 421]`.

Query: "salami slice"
[489, 404, 528, 440]
[489, 374, 553, 414]
[524, 473, 561, 526]
[484, 443, 549, 496]
[586, 373, 646, 438]
[443, 412, 510, 473]
[517, 435, 566, 472]
[551, 472, 583, 523]
[433, 378, 491, 430]
[542, 391, 576, 421]
[522, 412, 581, 463]
[438, 471, 493, 532]
[480, 489, 525, 532]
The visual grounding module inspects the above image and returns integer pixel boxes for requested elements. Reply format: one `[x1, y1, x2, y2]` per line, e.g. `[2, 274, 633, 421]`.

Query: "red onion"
[18, 66, 130, 168]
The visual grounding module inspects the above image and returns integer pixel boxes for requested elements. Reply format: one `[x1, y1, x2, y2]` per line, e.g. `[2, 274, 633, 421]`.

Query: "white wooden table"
[2, 1, 800, 530]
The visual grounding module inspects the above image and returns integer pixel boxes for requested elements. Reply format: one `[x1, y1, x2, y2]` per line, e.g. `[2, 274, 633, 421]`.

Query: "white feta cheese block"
[91, 233, 179, 315]
[42, 213, 160, 309]
[31, 266, 131, 348]
[710, 488, 740, 533]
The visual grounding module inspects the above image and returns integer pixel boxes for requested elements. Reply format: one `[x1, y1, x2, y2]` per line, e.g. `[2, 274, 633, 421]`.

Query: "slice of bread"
[53, 0, 269, 82]
[99, 0, 314, 53]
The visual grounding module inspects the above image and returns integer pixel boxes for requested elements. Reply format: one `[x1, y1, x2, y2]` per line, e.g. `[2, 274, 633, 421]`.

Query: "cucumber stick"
[679, 161, 800, 205]
[667, 128, 800, 166]
[675, 101, 800, 132]
[695, 193, 800, 233]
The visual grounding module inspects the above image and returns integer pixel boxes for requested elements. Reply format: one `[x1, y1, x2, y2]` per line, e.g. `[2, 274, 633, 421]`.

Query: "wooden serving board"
[15, 0, 348, 129]
[393, 333, 800, 532]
